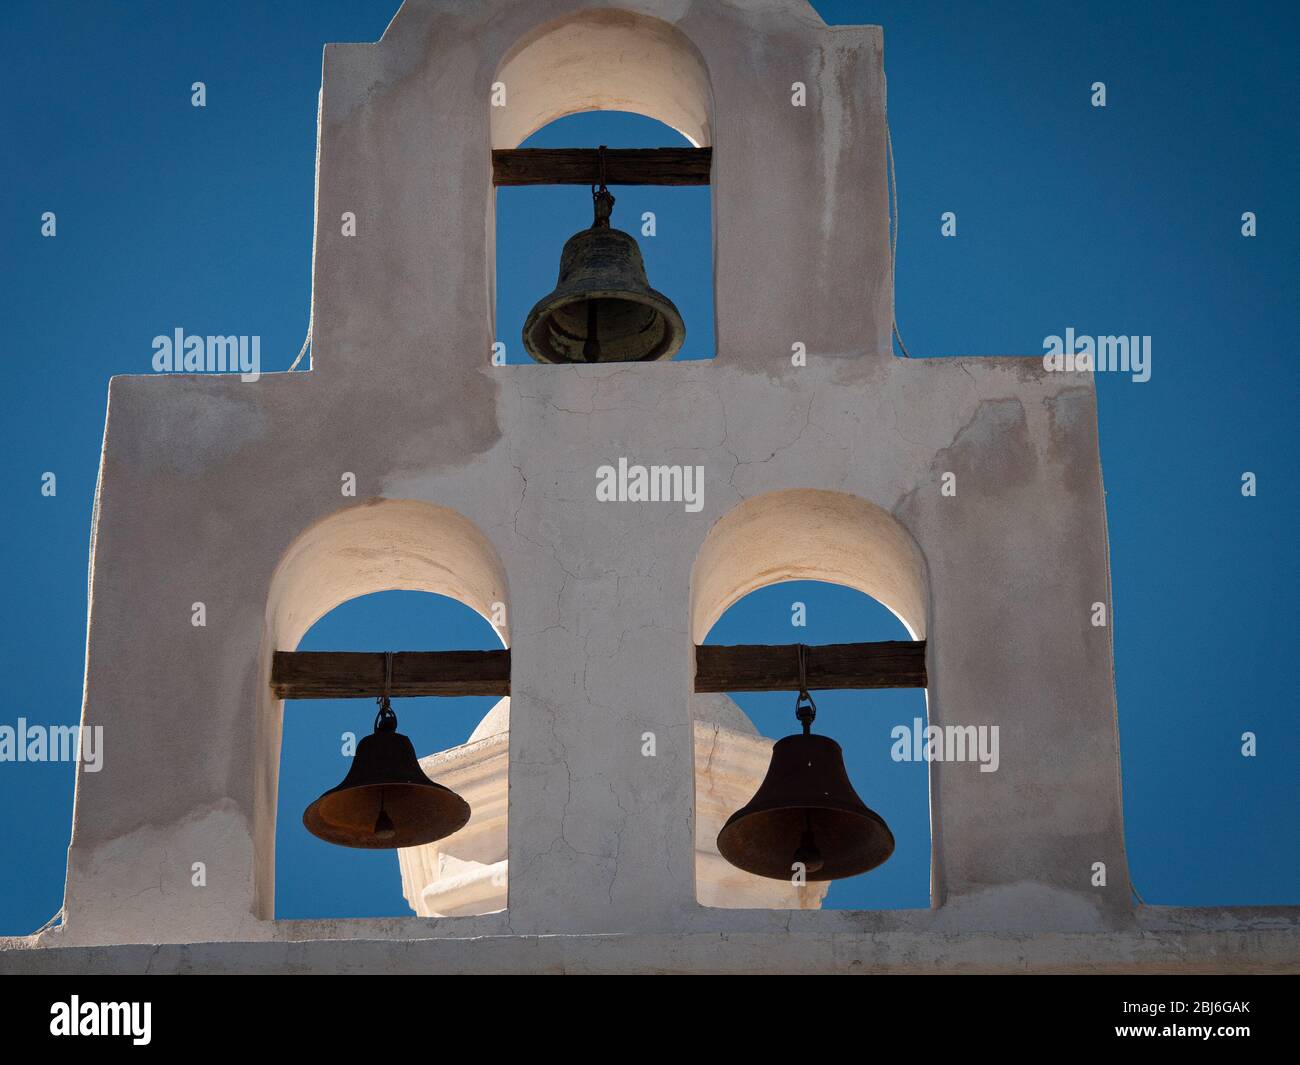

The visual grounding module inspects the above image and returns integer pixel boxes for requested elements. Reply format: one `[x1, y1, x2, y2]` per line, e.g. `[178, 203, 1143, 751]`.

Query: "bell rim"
[522, 287, 686, 364]
[716, 804, 896, 881]
[302, 779, 471, 850]
[717, 732, 896, 881]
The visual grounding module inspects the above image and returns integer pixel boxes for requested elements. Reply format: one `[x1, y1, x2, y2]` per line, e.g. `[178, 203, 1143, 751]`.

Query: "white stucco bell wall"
[1, 0, 1295, 973]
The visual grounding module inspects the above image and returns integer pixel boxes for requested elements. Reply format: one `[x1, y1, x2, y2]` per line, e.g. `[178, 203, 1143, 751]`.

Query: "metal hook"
[589, 145, 616, 228]
[375, 652, 397, 732]
[794, 643, 817, 734]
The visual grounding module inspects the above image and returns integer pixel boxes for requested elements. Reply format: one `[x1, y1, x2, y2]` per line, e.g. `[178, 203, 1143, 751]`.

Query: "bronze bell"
[717, 685, 894, 881]
[523, 182, 685, 364]
[303, 698, 470, 849]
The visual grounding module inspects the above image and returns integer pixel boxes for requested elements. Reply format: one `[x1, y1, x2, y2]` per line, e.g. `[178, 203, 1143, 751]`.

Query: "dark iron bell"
[302, 697, 470, 850]
[717, 680, 894, 882]
[523, 181, 685, 364]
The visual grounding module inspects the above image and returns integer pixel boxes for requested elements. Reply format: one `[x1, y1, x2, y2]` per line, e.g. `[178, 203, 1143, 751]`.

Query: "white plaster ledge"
[2, 911, 1297, 974]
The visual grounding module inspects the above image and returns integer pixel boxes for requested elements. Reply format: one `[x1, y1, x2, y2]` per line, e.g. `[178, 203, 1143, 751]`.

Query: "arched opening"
[495, 112, 713, 363]
[489, 10, 715, 364]
[276, 590, 505, 919]
[490, 10, 713, 151]
[699, 582, 930, 910]
[691, 490, 927, 644]
[690, 490, 933, 911]
[255, 500, 510, 920]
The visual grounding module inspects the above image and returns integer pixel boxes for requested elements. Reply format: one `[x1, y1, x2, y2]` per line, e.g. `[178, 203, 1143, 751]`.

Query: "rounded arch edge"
[252, 498, 511, 920]
[689, 489, 929, 645]
[490, 7, 715, 149]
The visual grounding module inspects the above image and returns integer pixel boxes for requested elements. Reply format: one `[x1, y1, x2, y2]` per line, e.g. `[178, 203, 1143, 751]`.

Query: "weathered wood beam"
[694, 641, 928, 692]
[272, 641, 924, 699]
[492, 147, 712, 186]
[271, 650, 510, 699]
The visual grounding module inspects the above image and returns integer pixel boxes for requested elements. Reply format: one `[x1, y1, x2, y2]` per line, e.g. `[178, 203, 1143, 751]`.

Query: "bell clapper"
[373, 786, 396, 840]
[794, 812, 825, 875]
[583, 299, 601, 361]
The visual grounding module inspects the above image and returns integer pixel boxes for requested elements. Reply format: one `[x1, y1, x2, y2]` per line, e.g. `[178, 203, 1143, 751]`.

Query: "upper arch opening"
[265, 499, 510, 653]
[491, 9, 714, 149]
[690, 489, 929, 644]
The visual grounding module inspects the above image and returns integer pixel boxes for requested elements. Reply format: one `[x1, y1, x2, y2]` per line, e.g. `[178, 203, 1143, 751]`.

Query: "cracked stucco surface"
[54, 352, 1142, 947]
[15, 0, 1296, 971]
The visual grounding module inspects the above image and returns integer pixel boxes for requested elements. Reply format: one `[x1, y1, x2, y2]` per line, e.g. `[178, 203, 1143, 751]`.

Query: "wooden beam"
[271, 641, 923, 699]
[694, 641, 927, 693]
[271, 650, 510, 700]
[492, 147, 712, 186]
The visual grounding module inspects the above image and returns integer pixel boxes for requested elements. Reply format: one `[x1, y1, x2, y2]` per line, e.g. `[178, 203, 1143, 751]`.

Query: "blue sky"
[1, 1, 1296, 930]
